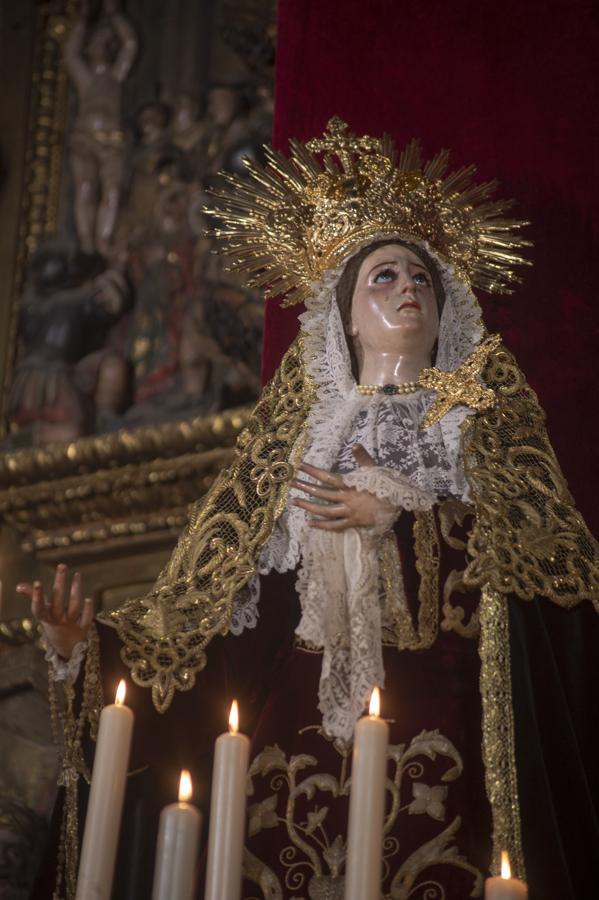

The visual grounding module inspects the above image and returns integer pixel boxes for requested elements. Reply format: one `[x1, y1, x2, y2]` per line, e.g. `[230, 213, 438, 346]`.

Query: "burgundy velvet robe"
[32, 511, 599, 899]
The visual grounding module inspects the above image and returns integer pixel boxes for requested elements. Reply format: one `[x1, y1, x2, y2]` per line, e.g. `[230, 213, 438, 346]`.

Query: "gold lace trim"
[479, 585, 525, 880]
[101, 337, 313, 711]
[463, 343, 599, 609]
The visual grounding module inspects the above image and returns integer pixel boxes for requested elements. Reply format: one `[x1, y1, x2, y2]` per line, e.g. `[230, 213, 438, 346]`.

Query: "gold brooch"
[419, 335, 501, 428]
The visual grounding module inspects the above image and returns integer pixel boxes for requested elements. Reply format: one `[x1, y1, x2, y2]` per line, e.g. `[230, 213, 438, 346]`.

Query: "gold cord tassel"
[48, 624, 103, 900]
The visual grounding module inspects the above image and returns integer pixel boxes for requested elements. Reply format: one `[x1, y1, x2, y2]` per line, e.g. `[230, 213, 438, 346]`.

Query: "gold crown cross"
[306, 117, 384, 175]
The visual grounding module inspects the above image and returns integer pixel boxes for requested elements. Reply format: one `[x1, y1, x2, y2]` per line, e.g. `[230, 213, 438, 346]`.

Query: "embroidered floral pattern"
[408, 783, 448, 821]
[242, 728, 483, 899]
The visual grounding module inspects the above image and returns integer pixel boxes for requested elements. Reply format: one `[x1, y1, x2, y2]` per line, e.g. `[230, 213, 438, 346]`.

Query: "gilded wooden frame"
[0, 1, 250, 578]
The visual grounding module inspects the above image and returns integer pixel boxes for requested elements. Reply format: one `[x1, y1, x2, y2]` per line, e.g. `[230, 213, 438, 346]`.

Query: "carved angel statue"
[25, 119, 599, 900]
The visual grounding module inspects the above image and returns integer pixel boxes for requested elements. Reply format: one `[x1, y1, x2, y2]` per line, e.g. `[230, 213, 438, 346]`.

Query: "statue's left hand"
[291, 444, 395, 531]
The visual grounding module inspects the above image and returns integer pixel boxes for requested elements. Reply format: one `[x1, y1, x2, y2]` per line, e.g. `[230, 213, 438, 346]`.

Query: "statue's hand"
[17, 564, 93, 660]
[291, 445, 396, 532]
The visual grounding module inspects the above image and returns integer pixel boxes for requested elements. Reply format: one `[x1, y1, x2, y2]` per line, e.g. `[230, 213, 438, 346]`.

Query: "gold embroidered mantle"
[100, 337, 312, 711]
[102, 339, 599, 711]
[462, 345, 599, 609]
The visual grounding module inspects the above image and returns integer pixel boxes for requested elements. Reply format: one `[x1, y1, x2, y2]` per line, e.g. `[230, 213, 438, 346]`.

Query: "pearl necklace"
[356, 381, 422, 396]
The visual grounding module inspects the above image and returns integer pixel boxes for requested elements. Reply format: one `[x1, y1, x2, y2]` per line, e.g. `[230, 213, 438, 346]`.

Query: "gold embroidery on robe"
[462, 344, 599, 609]
[242, 728, 484, 899]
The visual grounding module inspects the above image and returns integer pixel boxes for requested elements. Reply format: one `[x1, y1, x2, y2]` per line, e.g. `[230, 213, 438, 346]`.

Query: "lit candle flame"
[115, 679, 126, 706]
[500, 850, 511, 880]
[229, 699, 239, 734]
[369, 687, 380, 718]
[178, 769, 192, 802]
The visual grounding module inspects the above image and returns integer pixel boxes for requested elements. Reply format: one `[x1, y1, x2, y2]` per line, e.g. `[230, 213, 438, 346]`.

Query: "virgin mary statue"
[30, 118, 599, 900]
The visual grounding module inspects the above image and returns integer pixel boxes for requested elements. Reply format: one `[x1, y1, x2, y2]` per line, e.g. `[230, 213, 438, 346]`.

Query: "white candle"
[76, 679, 134, 900]
[151, 770, 202, 900]
[485, 851, 528, 899]
[344, 687, 389, 900]
[204, 700, 251, 900]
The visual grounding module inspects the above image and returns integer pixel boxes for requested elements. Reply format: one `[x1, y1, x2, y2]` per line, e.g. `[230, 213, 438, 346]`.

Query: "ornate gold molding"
[0, 407, 250, 558]
[0, 408, 247, 485]
[0, 617, 41, 646]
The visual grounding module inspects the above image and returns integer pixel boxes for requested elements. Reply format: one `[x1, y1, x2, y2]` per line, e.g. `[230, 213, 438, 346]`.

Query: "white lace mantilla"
[295, 466, 435, 741]
[259, 238, 484, 741]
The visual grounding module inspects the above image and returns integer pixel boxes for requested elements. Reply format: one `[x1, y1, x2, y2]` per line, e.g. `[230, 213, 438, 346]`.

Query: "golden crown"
[207, 116, 531, 306]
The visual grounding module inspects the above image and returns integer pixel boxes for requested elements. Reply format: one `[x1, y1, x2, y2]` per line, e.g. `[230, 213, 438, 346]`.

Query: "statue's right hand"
[17, 564, 93, 660]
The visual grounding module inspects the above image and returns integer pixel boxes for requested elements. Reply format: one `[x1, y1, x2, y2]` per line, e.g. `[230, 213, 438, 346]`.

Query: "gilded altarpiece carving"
[0, 3, 274, 893]
[0, 0, 275, 600]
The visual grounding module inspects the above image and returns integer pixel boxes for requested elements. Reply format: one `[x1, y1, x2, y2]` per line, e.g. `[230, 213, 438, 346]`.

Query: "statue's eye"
[373, 268, 395, 283]
[413, 271, 430, 285]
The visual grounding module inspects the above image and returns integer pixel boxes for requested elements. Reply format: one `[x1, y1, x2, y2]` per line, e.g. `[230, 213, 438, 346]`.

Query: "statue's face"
[350, 243, 439, 359]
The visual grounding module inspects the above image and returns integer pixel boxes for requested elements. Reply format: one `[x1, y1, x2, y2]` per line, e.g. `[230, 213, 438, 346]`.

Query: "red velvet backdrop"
[264, 0, 599, 535]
